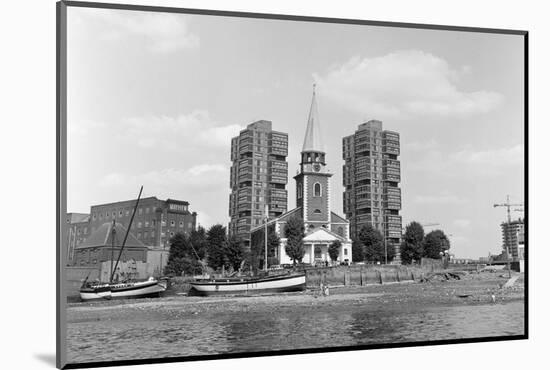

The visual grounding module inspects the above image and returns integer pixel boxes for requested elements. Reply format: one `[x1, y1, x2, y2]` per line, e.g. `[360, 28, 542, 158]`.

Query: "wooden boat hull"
[79, 279, 167, 301]
[189, 273, 306, 296]
[79, 285, 112, 301]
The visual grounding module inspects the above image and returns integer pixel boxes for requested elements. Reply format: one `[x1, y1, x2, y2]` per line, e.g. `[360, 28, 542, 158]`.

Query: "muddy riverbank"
[67, 271, 523, 322]
[66, 271, 524, 364]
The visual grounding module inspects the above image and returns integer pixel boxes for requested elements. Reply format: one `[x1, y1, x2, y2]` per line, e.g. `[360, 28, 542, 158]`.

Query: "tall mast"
[264, 204, 268, 272]
[110, 186, 144, 283]
[110, 219, 116, 281]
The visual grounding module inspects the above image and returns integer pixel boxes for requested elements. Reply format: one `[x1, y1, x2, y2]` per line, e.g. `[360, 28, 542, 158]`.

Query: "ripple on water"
[67, 301, 524, 363]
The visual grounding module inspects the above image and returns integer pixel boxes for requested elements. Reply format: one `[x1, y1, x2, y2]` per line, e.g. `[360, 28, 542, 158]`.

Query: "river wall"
[303, 265, 424, 287]
[166, 265, 426, 294]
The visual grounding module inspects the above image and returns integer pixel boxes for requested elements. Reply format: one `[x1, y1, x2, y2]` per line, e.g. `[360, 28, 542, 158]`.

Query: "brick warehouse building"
[88, 197, 197, 248]
[342, 120, 402, 263]
[67, 197, 197, 275]
[229, 120, 289, 245]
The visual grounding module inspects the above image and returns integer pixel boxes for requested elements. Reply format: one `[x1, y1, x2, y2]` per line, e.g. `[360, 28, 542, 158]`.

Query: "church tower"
[294, 85, 333, 228]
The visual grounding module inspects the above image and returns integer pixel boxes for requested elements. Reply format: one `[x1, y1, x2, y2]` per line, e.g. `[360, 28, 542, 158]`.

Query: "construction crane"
[493, 195, 523, 277]
[493, 195, 523, 224]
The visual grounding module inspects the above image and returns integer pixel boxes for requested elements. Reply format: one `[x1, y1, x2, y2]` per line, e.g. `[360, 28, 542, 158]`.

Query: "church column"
[310, 244, 315, 264]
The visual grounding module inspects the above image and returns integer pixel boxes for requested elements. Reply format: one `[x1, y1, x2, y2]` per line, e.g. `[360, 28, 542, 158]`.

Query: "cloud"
[453, 219, 471, 228]
[407, 144, 524, 176]
[413, 194, 464, 205]
[403, 139, 439, 152]
[76, 8, 199, 53]
[314, 50, 503, 119]
[451, 145, 524, 166]
[99, 165, 228, 189]
[119, 110, 243, 153]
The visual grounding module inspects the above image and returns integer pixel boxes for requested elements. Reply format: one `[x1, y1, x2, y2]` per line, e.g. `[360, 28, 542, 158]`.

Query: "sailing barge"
[189, 273, 306, 296]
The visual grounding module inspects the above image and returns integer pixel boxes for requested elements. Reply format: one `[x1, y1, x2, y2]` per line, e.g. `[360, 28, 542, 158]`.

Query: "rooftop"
[76, 222, 145, 249]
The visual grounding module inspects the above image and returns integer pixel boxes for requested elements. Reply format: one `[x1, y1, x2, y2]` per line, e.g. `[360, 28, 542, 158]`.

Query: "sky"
[66, 7, 525, 259]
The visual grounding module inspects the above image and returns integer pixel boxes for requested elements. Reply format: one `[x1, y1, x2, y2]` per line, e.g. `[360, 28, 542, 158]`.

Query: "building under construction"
[500, 218, 524, 261]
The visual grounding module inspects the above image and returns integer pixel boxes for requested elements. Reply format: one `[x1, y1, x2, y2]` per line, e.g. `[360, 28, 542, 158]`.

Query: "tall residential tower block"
[229, 120, 289, 244]
[342, 120, 402, 262]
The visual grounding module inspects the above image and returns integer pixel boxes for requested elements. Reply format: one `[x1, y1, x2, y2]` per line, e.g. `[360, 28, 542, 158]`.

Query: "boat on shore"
[80, 277, 167, 301]
[189, 272, 306, 296]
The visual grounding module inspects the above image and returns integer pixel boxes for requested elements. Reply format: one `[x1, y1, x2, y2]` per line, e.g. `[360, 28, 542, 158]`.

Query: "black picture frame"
[56, 1, 528, 369]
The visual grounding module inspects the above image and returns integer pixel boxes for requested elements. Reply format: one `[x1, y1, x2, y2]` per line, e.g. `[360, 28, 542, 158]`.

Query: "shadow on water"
[34, 353, 56, 367]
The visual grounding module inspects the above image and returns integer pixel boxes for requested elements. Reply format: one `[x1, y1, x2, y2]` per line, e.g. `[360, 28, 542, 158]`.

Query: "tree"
[225, 235, 246, 271]
[189, 226, 208, 260]
[164, 257, 203, 276]
[351, 238, 364, 262]
[328, 240, 341, 263]
[400, 221, 425, 264]
[206, 224, 228, 270]
[358, 224, 384, 263]
[284, 216, 305, 265]
[423, 230, 450, 259]
[165, 232, 203, 276]
[165, 232, 189, 275]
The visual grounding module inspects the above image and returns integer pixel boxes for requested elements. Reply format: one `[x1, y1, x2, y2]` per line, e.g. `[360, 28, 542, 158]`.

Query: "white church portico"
[278, 227, 350, 265]
[250, 85, 353, 266]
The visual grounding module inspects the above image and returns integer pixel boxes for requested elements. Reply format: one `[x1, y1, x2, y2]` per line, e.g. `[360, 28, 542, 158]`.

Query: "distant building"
[500, 218, 524, 260]
[228, 120, 289, 245]
[250, 87, 352, 266]
[66, 212, 90, 263]
[73, 222, 150, 281]
[342, 120, 402, 262]
[518, 222, 525, 272]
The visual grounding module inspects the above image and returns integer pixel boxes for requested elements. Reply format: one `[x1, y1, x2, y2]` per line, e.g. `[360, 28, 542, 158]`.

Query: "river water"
[67, 300, 524, 364]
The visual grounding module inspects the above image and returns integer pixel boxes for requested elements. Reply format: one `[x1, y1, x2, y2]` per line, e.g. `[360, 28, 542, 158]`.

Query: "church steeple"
[302, 84, 325, 154]
[300, 84, 326, 167]
[295, 85, 332, 222]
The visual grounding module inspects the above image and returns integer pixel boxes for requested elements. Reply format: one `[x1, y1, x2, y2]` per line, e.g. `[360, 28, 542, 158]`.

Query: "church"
[251, 87, 353, 265]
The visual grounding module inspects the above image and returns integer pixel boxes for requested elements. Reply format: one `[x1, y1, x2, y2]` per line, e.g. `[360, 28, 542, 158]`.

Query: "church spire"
[302, 84, 325, 153]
